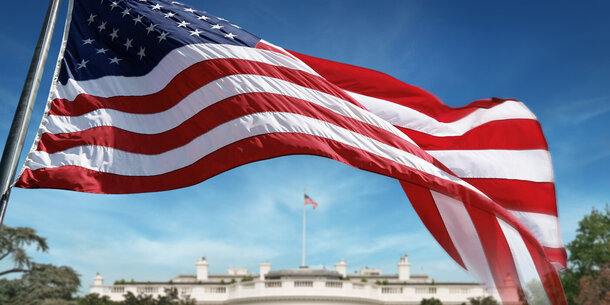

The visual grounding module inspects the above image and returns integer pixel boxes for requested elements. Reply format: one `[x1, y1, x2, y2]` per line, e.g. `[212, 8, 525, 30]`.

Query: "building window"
[429, 287, 437, 294]
[180, 287, 192, 295]
[415, 287, 427, 294]
[462, 288, 470, 294]
[205, 287, 226, 293]
[294, 281, 313, 288]
[137, 287, 158, 294]
[381, 287, 403, 294]
[325, 281, 343, 288]
[265, 281, 282, 288]
[111, 287, 125, 294]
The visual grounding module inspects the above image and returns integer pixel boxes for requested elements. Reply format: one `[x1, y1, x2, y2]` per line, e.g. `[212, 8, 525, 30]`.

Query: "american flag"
[16, 1, 566, 304]
[304, 194, 318, 209]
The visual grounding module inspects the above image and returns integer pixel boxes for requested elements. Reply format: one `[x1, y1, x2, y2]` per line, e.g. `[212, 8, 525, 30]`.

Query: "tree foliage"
[0, 225, 49, 276]
[567, 205, 610, 275]
[76, 288, 195, 305]
[0, 226, 79, 305]
[575, 263, 610, 305]
[468, 296, 499, 305]
[560, 205, 610, 305]
[0, 263, 80, 305]
[76, 290, 196, 305]
[420, 297, 443, 305]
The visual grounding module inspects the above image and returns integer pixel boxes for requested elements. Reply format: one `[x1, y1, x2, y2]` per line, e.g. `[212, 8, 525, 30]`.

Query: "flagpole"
[0, 0, 63, 228]
[301, 188, 306, 267]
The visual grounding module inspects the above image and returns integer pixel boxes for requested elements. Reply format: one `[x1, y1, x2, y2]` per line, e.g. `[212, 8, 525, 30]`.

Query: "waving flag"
[304, 194, 318, 209]
[15, 1, 566, 304]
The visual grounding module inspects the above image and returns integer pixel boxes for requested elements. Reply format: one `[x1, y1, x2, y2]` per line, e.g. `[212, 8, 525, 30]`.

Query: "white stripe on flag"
[54, 43, 319, 101]
[28, 112, 470, 192]
[498, 217, 551, 305]
[430, 190, 499, 296]
[347, 91, 537, 137]
[427, 149, 554, 182]
[509, 210, 564, 249]
[45, 74, 415, 146]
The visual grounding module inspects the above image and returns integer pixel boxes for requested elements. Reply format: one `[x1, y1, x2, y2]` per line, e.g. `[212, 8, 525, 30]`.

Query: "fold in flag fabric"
[304, 194, 318, 209]
[15, 1, 566, 304]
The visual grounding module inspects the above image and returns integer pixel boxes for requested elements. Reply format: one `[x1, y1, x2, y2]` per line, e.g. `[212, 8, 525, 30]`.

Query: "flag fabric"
[304, 194, 318, 209]
[288, 52, 568, 303]
[15, 1, 566, 304]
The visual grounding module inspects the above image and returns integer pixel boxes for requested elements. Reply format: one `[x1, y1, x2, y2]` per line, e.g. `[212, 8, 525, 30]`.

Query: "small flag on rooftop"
[304, 194, 318, 210]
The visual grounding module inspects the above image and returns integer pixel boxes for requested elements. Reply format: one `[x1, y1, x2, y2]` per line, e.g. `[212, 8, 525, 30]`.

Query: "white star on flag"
[108, 56, 121, 64]
[145, 23, 157, 34]
[109, 28, 119, 40]
[97, 21, 107, 32]
[87, 14, 96, 25]
[77, 59, 89, 69]
[123, 38, 133, 51]
[137, 47, 146, 60]
[133, 15, 144, 25]
[157, 31, 169, 42]
[121, 8, 132, 17]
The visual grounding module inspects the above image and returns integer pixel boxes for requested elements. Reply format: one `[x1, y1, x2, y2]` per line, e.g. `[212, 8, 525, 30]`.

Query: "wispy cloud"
[548, 95, 610, 125]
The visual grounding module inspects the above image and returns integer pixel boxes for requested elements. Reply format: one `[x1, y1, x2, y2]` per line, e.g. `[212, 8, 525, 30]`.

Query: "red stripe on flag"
[38, 93, 432, 165]
[399, 119, 549, 150]
[524, 236, 568, 305]
[400, 181, 467, 269]
[466, 205, 524, 305]
[288, 51, 518, 122]
[19, 132, 460, 194]
[255, 40, 296, 59]
[49, 58, 360, 116]
[542, 247, 568, 271]
[463, 179, 558, 216]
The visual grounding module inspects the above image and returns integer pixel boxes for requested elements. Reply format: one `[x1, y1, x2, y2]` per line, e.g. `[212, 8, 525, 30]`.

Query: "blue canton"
[58, 0, 261, 84]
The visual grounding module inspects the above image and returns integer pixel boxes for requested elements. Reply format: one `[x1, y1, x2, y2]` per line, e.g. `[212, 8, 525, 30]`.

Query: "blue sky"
[0, 0, 609, 294]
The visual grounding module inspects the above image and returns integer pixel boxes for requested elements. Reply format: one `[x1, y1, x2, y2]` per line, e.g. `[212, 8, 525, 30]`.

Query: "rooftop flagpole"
[0, 0, 63, 228]
[302, 188, 306, 267]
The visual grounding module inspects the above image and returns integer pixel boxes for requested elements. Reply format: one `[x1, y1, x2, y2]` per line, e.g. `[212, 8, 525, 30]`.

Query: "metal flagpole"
[0, 0, 63, 228]
[302, 188, 306, 267]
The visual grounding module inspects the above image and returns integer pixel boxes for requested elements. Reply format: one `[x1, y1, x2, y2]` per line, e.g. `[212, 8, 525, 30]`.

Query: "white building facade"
[90, 255, 491, 305]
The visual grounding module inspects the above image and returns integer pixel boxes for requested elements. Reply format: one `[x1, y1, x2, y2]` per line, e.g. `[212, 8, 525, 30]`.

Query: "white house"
[90, 255, 496, 304]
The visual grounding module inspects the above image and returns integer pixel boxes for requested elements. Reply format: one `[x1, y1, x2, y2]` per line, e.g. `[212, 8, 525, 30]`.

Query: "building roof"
[265, 268, 343, 280]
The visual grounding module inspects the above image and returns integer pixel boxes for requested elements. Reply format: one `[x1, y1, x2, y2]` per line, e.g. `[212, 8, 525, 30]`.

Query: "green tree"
[420, 297, 443, 305]
[575, 263, 609, 305]
[0, 263, 80, 305]
[76, 293, 119, 305]
[568, 205, 610, 274]
[0, 225, 49, 276]
[0, 226, 80, 305]
[560, 205, 610, 305]
[468, 296, 499, 305]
